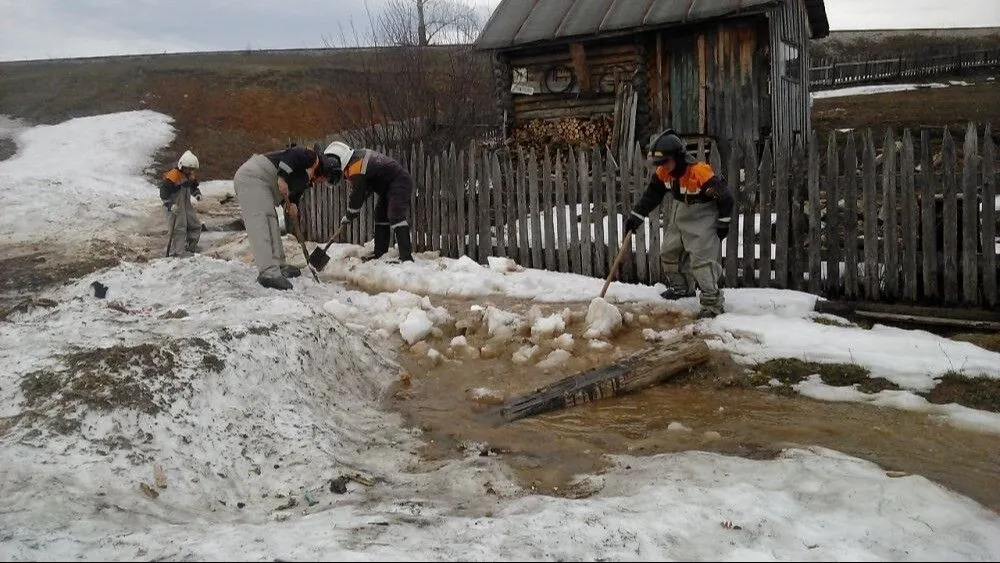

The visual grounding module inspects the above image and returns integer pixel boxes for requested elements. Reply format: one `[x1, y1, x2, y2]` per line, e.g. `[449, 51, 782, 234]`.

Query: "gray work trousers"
[165, 187, 201, 256]
[661, 199, 725, 314]
[234, 154, 286, 278]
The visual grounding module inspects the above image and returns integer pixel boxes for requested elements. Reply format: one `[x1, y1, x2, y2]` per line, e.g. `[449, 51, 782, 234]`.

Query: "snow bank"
[0, 111, 175, 244]
[0, 256, 424, 541]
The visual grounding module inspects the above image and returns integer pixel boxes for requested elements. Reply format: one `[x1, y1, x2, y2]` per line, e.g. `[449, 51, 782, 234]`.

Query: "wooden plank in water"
[500, 338, 710, 423]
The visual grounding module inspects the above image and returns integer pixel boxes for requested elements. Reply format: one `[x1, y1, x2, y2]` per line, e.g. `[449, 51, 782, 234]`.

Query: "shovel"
[284, 199, 321, 283]
[600, 231, 633, 299]
[307, 222, 348, 271]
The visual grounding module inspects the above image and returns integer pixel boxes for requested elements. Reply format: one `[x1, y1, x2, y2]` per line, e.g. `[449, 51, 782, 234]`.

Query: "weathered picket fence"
[301, 122, 998, 308]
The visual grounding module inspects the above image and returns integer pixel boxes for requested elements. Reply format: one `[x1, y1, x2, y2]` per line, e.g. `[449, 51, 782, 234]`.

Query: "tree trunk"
[417, 0, 428, 46]
[500, 337, 710, 423]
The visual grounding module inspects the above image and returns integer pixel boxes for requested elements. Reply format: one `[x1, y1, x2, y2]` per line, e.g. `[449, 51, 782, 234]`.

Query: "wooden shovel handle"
[600, 231, 633, 299]
[323, 222, 348, 251]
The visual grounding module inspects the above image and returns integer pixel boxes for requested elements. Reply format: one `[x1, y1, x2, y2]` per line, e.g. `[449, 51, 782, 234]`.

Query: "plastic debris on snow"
[583, 297, 623, 339]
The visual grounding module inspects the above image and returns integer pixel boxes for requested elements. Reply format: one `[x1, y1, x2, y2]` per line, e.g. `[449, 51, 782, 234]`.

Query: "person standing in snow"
[622, 130, 734, 319]
[233, 144, 338, 290]
[322, 141, 414, 263]
[160, 149, 203, 257]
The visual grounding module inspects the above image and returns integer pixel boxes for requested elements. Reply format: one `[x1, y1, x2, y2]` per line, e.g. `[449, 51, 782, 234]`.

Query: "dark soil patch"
[923, 372, 1000, 413]
[0, 137, 16, 161]
[15, 338, 227, 436]
[0, 251, 120, 295]
[21, 343, 181, 415]
[951, 331, 1000, 353]
[749, 358, 900, 394]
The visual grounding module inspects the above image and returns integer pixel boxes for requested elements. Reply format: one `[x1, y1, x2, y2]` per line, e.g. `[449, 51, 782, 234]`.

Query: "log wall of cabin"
[504, 41, 641, 122]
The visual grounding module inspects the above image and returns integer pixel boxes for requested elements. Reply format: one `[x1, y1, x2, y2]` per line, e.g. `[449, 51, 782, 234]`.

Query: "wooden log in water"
[500, 337, 710, 423]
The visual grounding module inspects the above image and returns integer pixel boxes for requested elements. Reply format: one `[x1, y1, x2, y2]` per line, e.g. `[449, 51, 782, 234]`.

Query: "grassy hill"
[0, 47, 485, 180]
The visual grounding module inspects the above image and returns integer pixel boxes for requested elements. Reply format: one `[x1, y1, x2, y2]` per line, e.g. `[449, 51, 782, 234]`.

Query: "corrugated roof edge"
[473, 2, 779, 52]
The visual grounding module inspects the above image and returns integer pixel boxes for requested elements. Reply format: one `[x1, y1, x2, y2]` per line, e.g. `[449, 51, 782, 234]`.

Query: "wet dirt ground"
[387, 295, 1000, 513]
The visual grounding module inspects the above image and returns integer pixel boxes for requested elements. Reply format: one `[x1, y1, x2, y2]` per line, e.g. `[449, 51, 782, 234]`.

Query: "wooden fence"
[809, 47, 1000, 89]
[302, 122, 998, 309]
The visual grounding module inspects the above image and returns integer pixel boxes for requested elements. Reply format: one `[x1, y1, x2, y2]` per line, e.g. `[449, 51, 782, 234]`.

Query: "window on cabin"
[781, 41, 801, 82]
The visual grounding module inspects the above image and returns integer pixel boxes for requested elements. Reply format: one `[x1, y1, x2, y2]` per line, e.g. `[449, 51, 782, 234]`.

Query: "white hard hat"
[178, 150, 199, 170]
[323, 141, 353, 168]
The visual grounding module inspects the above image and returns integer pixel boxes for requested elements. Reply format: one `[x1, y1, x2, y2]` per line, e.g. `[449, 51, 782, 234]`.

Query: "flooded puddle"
[384, 293, 1000, 512]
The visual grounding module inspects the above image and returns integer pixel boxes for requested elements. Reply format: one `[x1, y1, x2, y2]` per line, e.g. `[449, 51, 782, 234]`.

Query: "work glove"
[715, 219, 731, 240]
[341, 211, 360, 224]
[623, 212, 645, 235]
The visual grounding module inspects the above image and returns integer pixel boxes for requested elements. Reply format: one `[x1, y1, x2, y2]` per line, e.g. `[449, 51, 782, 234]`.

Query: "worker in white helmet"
[324, 141, 414, 263]
[159, 149, 202, 257]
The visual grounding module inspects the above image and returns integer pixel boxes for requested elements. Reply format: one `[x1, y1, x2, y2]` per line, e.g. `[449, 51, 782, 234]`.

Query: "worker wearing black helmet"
[623, 130, 734, 319]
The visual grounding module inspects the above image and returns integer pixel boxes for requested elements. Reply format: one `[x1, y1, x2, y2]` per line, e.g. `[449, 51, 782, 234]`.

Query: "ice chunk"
[399, 309, 433, 345]
[487, 256, 523, 272]
[452, 256, 482, 271]
[553, 333, 574, 350]
[450, 335, 468, 347]
[483, 306, 523, 338]
[512, 344, 539, 364]
[536, 349, 572, 370]
[530, 313, 565, 339]
[583, 297, 622, 339]
[588, 339, 612, 350]
[667, 421, 692, 432]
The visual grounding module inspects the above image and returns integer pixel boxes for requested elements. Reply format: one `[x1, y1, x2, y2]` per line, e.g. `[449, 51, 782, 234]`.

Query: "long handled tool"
[307, 222, 348, 271]
[284, 200, 320, 283]
[600, 230, 633, 299]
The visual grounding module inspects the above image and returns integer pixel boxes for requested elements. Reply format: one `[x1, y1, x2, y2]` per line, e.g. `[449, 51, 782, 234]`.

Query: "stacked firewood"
[507, 116, 614, 152]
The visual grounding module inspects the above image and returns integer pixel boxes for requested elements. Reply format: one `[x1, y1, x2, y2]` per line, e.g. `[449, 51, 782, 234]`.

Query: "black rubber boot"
[660, 287, 697, 300]
[373, 223, 391, 259]
[394, 224, 414, 262]
[281, 265, 301, 278]
[257, 274, 292, 290]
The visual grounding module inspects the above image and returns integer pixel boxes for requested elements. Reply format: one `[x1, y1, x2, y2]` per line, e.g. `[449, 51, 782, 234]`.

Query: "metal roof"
[474, 0, 829, 51]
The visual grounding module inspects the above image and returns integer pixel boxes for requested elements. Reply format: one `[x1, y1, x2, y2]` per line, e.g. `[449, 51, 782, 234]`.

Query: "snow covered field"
[1, 111, 998, 561]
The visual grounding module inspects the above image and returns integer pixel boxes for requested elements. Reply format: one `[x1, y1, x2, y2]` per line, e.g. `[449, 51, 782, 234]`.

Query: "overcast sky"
[0, 0, 998, 62]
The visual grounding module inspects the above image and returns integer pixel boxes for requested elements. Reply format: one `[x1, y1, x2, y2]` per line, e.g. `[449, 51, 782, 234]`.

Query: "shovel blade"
[308, 247, 331, 271]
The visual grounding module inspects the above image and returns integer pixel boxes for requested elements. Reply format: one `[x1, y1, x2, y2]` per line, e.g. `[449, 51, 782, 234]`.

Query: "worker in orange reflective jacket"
[623, 130, 734, 319]
[323, 141, 414, 263]
[159, 150, 202, 257]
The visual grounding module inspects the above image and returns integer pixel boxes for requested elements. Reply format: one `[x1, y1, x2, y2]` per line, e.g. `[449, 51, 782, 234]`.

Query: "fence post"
[961, 122, 979, 305]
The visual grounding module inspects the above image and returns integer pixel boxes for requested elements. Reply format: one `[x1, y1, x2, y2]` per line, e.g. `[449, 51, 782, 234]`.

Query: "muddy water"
[386, 294, 1000, 512]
